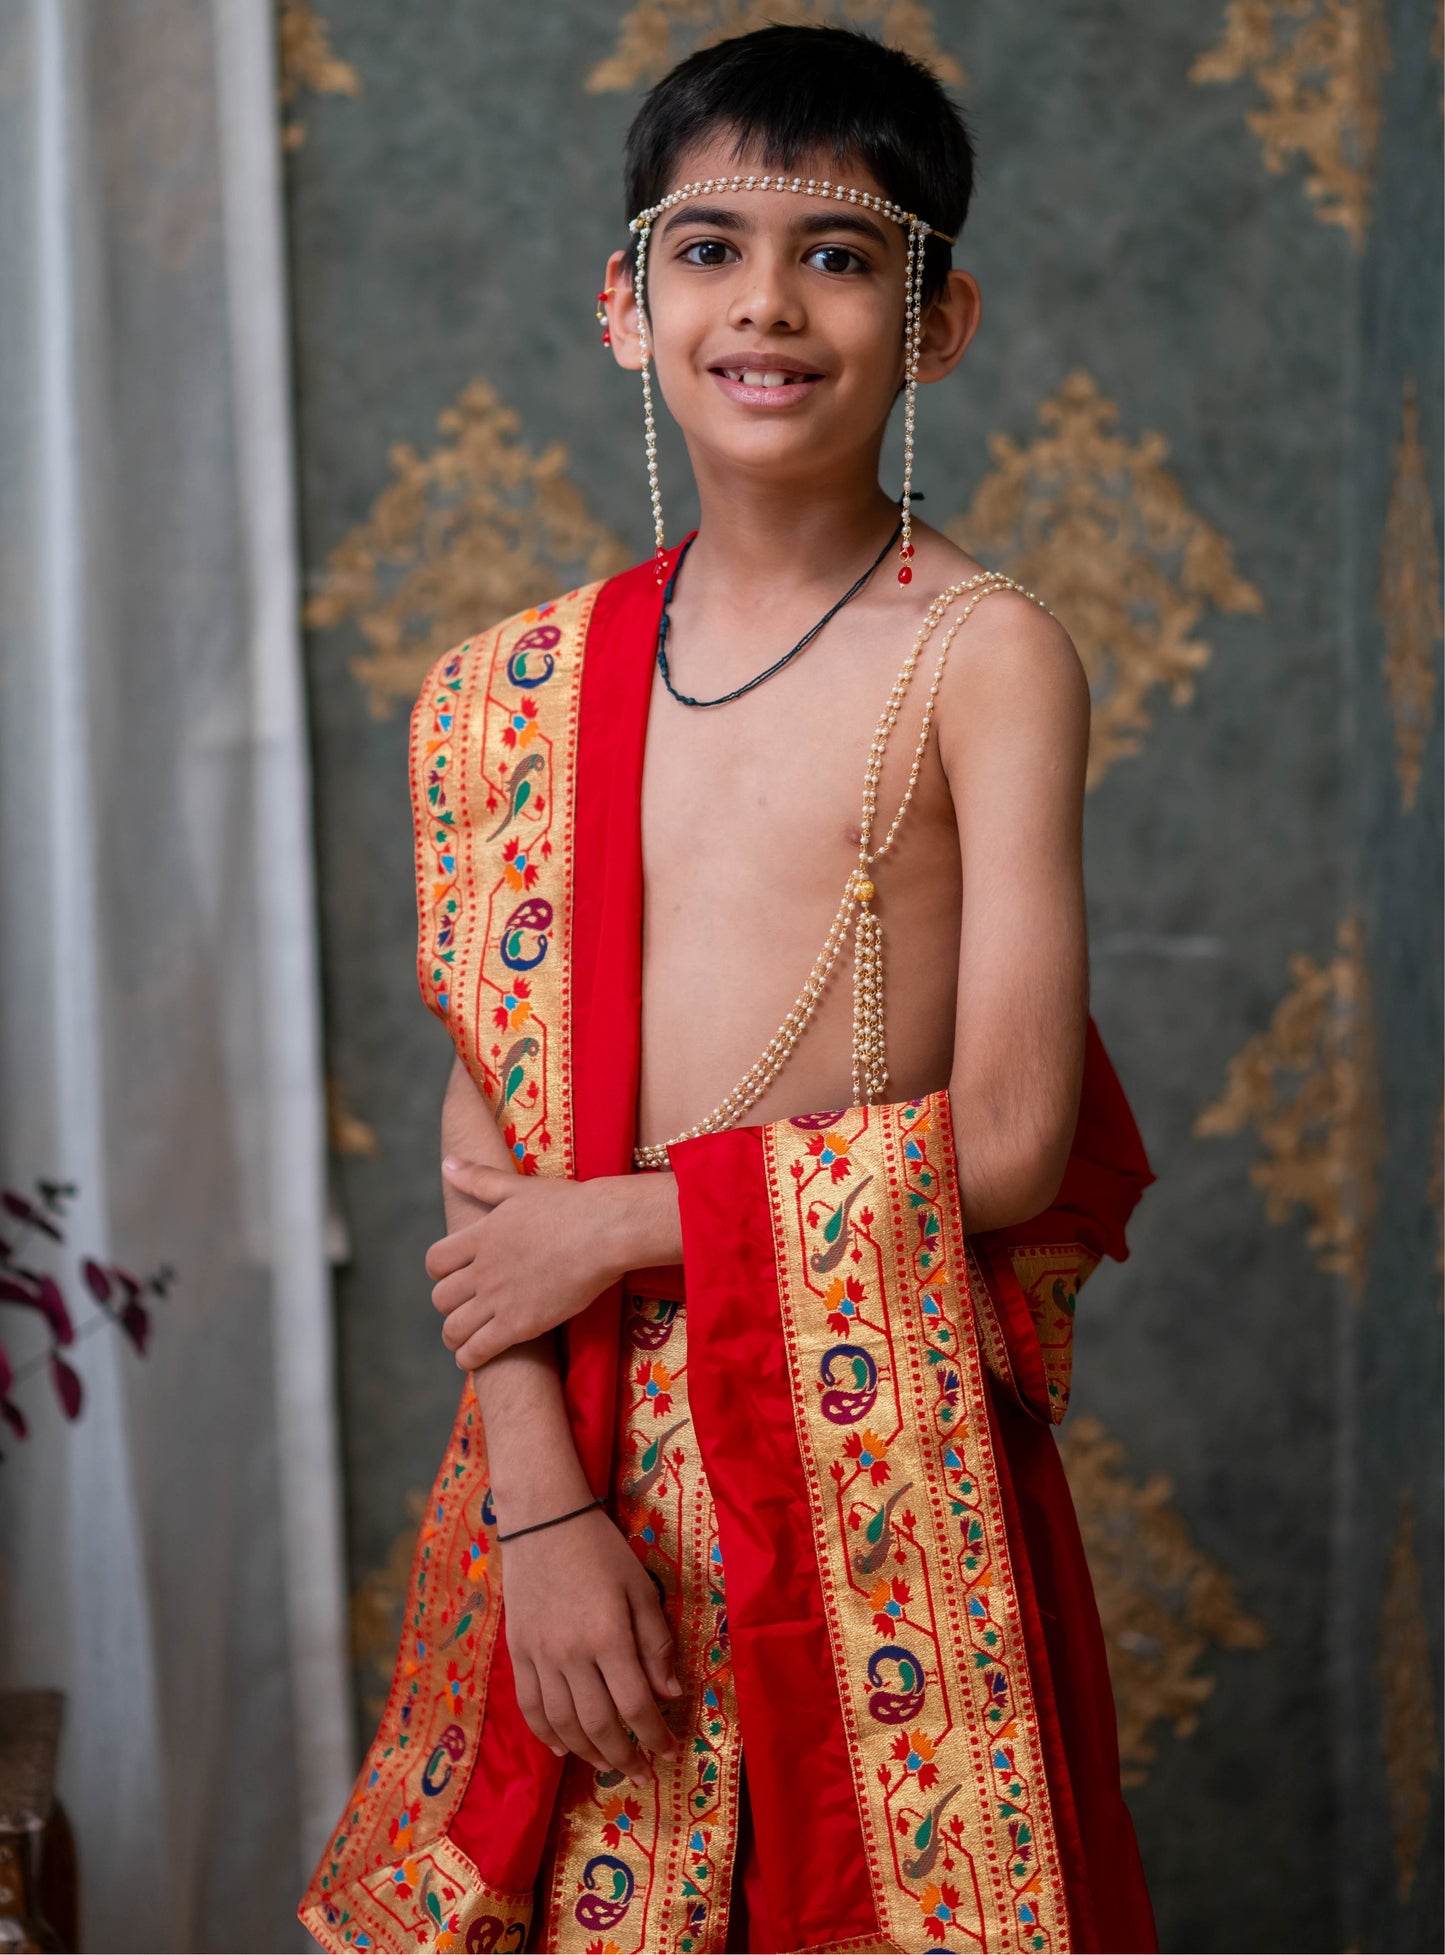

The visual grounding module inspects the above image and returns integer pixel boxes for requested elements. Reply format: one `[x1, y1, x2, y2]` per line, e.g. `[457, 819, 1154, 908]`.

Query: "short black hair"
[623, 24, 975, 302]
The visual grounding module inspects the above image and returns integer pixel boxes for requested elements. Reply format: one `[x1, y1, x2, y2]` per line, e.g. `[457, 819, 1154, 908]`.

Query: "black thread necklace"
[656, 516, 904, 709]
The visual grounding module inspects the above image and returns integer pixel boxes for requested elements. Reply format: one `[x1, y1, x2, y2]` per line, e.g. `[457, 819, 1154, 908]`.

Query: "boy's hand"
[426, 1162, 631, 1368]
[502, 1504, 683, 1782]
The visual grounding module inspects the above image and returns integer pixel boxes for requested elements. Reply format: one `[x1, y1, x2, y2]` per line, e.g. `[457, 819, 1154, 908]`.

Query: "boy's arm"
[936, 594, 1091, 1233]
[431, 1059, 682, 1782]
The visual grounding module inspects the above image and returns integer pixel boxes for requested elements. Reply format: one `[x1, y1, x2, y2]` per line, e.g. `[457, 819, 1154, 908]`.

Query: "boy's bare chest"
[633, 637, 962, 1133]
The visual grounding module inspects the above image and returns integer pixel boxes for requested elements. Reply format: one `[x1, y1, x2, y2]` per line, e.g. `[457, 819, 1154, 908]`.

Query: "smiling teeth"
[740, 369, 794, 387]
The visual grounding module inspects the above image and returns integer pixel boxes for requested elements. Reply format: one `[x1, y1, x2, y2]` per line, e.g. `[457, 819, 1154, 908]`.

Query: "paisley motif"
[573, 1853, 636, 1931]
[421, 1722, 468, 1797]
[818, 1341, 879, 1424]
[789, 1107, 848, 1130]
[498, 896, 553, 972]
[865, 1644, 929, 1725]
[464, 1918, 525, 1953]
[626, 1294, 681, 1351]
[505, 622, 561, 688]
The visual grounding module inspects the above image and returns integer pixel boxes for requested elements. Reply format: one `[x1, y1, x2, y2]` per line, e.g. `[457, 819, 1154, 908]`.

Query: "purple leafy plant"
[0, 1179, 172, 1456]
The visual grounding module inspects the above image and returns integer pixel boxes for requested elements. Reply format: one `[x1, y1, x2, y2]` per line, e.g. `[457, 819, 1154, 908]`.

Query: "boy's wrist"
[588, 1170, 682, 1279]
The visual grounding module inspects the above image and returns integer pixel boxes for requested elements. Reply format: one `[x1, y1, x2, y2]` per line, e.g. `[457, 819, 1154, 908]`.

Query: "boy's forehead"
[660, 132, 892, 211]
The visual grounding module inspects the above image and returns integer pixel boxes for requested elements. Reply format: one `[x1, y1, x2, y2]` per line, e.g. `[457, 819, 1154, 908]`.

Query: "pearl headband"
[626, 174, 955, 586]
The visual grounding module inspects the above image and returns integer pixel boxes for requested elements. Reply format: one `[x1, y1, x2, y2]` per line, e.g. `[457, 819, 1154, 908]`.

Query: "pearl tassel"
[632, 571, 1054, 1170]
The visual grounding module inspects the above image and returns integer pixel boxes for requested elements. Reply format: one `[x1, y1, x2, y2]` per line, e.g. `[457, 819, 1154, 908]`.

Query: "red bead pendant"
[900, 541, 915, 558]
[897, 564, 913, 584]
[600, 327, 611, 345]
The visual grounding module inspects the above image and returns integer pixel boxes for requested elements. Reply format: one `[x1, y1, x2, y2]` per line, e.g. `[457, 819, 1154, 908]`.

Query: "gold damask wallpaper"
[946, 371, 1264, 788]
[304, 377, 628, 718]
[1379, 375, 1443, 812]
[1195, 916, 1383, 1296]
[275, 0, 360, 152]
[1377, 1493, 1439, 1903]
[1190, 0, 1389, 245]
[588, 0, 963, 91]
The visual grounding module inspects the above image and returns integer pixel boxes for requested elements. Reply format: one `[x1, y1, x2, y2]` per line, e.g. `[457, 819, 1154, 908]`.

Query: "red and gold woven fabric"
[299, 553, 1157, 1954]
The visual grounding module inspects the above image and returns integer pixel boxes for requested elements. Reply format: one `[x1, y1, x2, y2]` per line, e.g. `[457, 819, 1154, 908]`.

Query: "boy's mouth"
[708, 357, 824, 405]
[715, 366, 817, 386]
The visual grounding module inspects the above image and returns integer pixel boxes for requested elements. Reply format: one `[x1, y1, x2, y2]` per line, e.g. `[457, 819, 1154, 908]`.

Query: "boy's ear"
[917, 268, 982, 386]
[602, 247, 646, 374]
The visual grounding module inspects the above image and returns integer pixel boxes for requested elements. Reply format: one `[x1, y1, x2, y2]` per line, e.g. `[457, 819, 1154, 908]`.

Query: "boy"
[303, 26, 1156, 1955]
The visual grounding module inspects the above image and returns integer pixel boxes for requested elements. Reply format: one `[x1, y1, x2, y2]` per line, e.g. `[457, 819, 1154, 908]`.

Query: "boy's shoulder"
[915, 528, 1090, 767]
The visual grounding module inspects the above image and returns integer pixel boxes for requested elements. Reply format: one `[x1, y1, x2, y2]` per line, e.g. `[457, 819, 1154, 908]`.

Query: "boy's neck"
[681, 463, 902, 606]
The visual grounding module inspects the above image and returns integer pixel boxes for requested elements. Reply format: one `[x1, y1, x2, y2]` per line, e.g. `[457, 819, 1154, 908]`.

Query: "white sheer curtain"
[0, 3, 350, 1947]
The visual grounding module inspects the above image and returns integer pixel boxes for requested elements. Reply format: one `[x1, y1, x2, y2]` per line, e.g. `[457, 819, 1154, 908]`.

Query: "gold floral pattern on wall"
[588, 0, 963, 92]
[1377, 1492, 1440, 1902]
[1194, 916, 1383, 1295]
[275, 0, 360, 151]
[1189, 0, 1389, 247]
[1379, 376, 1442, 814]
[305, 378, 630, 718]
[1058, 1416, 1267, 1783]
[947, 370, 1265, 788]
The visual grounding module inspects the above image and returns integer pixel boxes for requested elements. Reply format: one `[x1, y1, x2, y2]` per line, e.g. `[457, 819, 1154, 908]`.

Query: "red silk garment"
[672, 1085, 1157, 1955]
[299, 554, 1158, 1954]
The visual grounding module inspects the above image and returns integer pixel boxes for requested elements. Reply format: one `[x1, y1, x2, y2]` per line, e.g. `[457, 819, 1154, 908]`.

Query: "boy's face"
[607, 136, 960, 491]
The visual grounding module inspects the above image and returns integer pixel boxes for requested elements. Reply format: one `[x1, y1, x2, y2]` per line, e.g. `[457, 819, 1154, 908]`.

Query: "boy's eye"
[806, 244, 868, 275]
[680, 238, 737, 267]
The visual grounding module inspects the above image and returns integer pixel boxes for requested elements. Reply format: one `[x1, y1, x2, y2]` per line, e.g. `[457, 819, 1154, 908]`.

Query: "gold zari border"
[301, 590, 596, 1951]
[763, 1095, 1072, 1954]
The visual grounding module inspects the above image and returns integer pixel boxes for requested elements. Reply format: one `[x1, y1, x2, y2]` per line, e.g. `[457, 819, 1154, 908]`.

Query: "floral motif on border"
[1008, 1247, 1095, 1425]
[300, 1389, 531, 1950]
[301, 590, 598, 1952]
[539, 1285, 743, 1954]
[762, 1096, 1072, 1953]
[410, 586, 600, 1169]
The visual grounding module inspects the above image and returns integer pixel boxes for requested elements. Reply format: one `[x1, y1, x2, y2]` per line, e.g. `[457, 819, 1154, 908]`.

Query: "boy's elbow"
[1005, 1145, 1069, 1227]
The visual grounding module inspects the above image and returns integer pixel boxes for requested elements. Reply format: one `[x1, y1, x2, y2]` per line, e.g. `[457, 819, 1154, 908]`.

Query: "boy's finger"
[569, 1666, 648, 1785]
[598, 1644, 679, 1763]
[631, 1595, 683, 1702]
[430, 1269, 474, 1316]
[538, 1672, 609, 1774]
[424, 1233, 471, 1281]
[441, 1159, 518, 1204]
[511, 1655, 567, 1758]
[456, 1323, 509, 1370]
[442, 1303, 491, 1354]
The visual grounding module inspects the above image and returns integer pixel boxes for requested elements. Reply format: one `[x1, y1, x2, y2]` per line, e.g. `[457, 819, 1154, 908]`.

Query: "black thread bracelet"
[495, 1496, 605, 1544]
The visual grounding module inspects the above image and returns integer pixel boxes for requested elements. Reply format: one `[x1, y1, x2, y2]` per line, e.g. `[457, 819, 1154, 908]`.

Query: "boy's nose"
[727, 260, 805, 335]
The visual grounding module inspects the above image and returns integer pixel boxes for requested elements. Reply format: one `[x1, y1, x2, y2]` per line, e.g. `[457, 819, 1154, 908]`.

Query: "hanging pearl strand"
[632, 570, 1053, 1171]
[630, 219, 668, 585]
[626, 176, 954, 585]
[896, 218, 927, 586]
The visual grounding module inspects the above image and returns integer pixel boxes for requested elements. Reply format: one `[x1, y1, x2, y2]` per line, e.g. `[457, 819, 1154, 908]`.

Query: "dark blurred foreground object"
[0, 1694, 75, 1952]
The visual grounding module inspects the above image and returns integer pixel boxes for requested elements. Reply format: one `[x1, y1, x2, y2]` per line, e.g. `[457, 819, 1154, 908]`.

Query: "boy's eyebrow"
[657, 203, 892, 248]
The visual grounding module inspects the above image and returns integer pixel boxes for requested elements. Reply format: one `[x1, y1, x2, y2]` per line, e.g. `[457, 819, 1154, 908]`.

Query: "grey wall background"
[280, 4, 1443, 1949]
